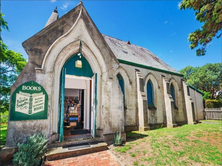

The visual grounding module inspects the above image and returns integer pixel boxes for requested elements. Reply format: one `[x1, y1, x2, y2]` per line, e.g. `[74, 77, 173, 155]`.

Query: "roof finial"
[78, 0, 83, 5]
[44, 6, 59, 27]
[79, 40, 82, 53]
[54, 6, 58, 13]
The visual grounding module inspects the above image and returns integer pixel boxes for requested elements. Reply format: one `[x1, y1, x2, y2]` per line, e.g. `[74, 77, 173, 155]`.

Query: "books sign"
[10, 81, 48, 121]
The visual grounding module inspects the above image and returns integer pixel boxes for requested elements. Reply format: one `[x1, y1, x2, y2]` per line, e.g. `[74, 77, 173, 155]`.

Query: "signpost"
[10, 81, 48, 121]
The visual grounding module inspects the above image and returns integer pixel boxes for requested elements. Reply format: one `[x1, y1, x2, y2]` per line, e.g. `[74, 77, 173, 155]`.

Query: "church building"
[6, 2, 204, 147]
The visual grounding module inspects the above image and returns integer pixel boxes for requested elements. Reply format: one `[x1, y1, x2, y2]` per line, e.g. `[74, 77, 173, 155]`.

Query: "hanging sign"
[10, 81, 48, 121]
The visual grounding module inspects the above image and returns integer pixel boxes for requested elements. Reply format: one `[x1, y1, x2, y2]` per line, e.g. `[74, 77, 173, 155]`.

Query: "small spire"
[78, 0, 83, 6]
[54, 6, 58, 13]
[44, 7, 59, 28]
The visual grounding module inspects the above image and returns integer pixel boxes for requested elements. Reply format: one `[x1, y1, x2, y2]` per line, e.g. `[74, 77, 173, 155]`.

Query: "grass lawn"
[110, 120, 222, 166]
[0, 124, 7, 149]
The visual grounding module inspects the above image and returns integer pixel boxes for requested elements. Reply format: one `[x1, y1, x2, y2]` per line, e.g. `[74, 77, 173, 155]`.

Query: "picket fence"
[204, 108, 222, 120]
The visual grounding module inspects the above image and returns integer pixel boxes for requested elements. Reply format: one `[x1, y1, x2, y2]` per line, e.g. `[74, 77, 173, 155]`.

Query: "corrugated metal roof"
[103, 34, 179, 74]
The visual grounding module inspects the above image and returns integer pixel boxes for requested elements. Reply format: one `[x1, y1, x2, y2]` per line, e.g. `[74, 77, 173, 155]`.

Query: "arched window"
[117, 74, 125, 105]
[170, 84, 176, 107]
[147, 80, 154, 106]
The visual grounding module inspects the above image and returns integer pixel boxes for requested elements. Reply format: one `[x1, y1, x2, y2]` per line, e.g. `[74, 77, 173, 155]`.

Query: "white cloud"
[60, 3, 69, 10]
[164, 21, 168, 24]
[50, 0, 56, 3]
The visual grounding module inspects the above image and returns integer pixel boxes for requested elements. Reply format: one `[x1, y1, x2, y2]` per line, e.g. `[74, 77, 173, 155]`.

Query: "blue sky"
[1, 0, 221, 71]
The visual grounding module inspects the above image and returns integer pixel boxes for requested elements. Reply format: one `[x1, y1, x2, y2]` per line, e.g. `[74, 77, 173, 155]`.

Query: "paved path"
[44, 150, 121, 166]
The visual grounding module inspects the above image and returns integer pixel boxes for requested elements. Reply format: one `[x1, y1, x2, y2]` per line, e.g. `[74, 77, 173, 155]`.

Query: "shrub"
[205, 99, 222, 108]
[113, 130, 123, 146]
[13, 133, 48, 166]
[0, 111, 9, 124]
[202, 91, 211, 100]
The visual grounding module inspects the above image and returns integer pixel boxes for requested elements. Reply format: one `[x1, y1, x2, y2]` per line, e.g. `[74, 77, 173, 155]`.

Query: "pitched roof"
[103, 34, 180, 74]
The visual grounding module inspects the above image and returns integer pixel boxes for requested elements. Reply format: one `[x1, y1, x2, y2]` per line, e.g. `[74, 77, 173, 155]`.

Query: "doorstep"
[45, 141, 108, 161]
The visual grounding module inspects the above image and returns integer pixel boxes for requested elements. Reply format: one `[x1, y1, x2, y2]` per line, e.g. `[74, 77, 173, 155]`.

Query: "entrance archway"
[58, 52, 96, 142]
[42, 40, 106, 142]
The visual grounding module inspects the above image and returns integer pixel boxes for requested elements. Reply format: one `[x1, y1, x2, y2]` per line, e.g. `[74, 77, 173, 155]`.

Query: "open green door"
[59, 67, 65, 142]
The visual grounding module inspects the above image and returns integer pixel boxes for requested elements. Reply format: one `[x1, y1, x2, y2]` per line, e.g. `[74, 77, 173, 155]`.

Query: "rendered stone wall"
[119, 63, 187, 129]
[189, 88, 204, 120]
[183, 82, 194, 124]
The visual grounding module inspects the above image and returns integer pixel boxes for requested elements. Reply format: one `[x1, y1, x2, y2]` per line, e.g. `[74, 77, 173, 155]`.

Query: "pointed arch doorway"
[58, 52, 97, 142]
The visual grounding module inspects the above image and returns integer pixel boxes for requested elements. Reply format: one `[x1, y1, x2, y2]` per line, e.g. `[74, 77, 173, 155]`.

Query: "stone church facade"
[5, 2, 204, 147]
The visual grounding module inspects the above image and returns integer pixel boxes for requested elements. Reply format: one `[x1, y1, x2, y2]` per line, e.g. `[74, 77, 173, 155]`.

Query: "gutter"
[118, 59, 184, 77]
[188, 85, 204, 95]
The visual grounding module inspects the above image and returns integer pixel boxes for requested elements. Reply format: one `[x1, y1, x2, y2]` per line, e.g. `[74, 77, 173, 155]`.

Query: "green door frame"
[58, 53, 96, 141]
[59, 67, 65, 142]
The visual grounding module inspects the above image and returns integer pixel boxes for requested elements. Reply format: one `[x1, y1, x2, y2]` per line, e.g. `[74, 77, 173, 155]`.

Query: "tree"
[0, 13, 9, 32]
[179, 63, 222, 99]
[180, 0, 222, 56]
[0, 13, 27, 113]
[178, 65, 198, 80]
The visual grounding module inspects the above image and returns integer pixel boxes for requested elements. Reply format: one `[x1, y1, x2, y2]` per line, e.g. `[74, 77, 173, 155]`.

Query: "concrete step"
[48, 135, 104, 149]
[45, 141, 108, 161]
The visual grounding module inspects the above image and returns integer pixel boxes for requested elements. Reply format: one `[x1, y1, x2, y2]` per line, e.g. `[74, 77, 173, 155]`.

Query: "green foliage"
[13, 133, 48, 166]
[179, 63, 222, 99]
[179, 65, 198, 80]
[115, 144, 132, 153]
[0, 13, 27, 113]
[202, 91, 211, 100]
[133, 161, 139, 166]
[0, 13, 9, 32]
[115, 121, 222, 165]
[180, 0, 222, 56]
[0, 110, 9, 123]
[205, 99, 222, 108]
[113, 130, 123, 146]
[0, 124, 7, 149]
[130, 152, 136, 157]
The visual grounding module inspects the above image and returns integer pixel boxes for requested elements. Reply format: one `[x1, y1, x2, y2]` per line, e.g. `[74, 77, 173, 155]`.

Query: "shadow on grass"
[126, 132, 148, 142]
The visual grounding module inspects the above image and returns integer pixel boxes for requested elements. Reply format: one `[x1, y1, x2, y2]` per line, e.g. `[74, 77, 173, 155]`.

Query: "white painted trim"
[66, 74, 92, 80]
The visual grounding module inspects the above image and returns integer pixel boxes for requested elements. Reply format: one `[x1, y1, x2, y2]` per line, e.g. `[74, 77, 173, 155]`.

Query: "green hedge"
[205, 99, 222, 108]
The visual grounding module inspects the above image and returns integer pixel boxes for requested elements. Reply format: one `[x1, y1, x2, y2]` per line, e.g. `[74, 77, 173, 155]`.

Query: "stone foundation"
[0, 146, 18, 165]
